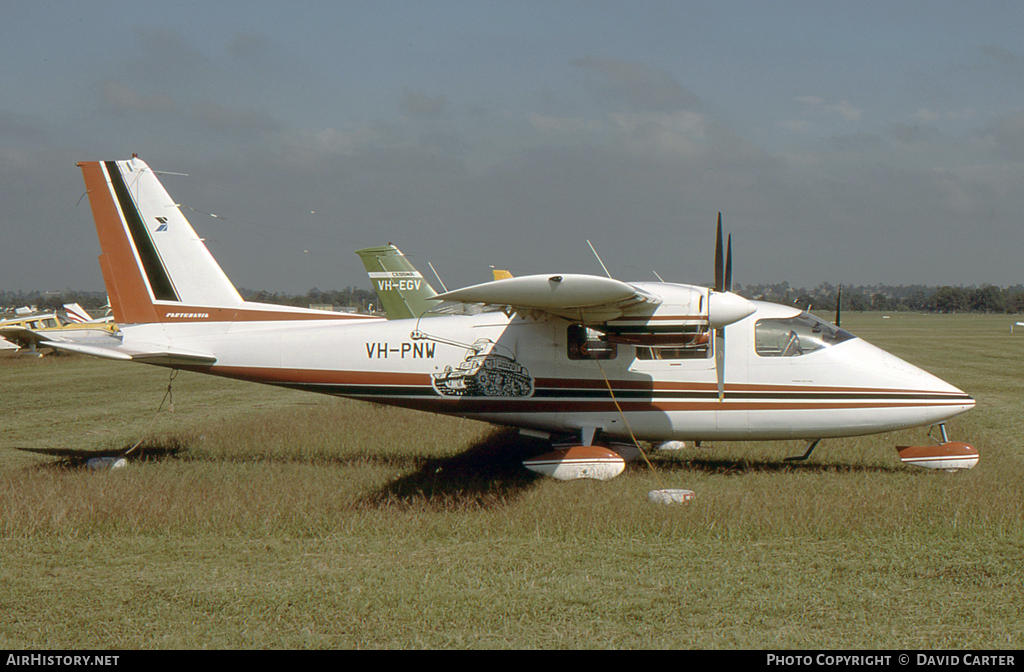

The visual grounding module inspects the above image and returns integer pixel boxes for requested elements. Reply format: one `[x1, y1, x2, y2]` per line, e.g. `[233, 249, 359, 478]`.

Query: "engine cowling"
[708, 291, 756, 328]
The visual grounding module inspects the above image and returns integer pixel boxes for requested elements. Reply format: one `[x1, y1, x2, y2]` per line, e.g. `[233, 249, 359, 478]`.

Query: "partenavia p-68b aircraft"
[65, 157, 977, 479]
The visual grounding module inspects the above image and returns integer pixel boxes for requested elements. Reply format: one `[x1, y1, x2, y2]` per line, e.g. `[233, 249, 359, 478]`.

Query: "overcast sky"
[2, 1, 1023, 295]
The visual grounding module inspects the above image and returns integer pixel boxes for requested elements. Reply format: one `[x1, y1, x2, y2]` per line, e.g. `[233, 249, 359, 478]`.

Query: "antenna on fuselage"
[586, 240, 613, 279]
[427, 261, 448, 293]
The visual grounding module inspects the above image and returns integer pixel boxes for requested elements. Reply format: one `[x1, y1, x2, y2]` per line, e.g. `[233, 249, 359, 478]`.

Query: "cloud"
[227, 32, 274, 60]
[795, 95, 863, 122]
[831, 132, 885, 152]
[278, 121, 383, 161]
[914, 108, 940, 124]
[572, 56, 703, 112]
[777, 119, 813, 133]
[122, 27, 211, 89]
[0, 111, 49, 142]
[96, 79, 176, 116]
[191, 101, 282, 137]
[915, 107, 978, 123]
[399, 89, 448, 120]
[888, 123, 940, 146]
[527, 113, 602, 134]
[976, 112, 1024, 162]
[980, 44, 1020, 66]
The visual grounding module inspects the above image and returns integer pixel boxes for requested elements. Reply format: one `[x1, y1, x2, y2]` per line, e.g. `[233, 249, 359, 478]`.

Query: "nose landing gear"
[897, 422, 979, 472]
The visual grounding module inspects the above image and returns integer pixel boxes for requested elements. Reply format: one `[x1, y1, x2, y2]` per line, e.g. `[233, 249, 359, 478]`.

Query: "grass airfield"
[1, 312, 1022, 649]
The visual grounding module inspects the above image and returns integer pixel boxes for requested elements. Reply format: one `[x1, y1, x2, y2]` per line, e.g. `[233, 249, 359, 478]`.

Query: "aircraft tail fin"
[356, 245, 440, 319]
[63, 303, 93, 323]
[78, 157, 360, 325]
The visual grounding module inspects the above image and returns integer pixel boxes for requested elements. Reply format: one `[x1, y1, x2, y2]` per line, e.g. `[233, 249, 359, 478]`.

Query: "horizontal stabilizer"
[46, 341, 216, 366]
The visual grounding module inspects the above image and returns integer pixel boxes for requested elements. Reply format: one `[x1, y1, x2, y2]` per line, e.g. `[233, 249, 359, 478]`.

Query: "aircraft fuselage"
[137, 299, 972, 443]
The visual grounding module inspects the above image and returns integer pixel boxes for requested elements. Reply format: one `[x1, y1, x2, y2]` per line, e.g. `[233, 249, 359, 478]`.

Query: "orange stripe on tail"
[78, 161, 159, 324]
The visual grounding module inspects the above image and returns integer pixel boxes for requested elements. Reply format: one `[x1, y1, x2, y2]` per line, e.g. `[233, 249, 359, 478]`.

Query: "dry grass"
[1, 313, 1023, 649]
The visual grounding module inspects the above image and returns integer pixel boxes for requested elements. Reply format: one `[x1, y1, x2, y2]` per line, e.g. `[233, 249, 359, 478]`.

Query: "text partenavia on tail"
[63, 157, 976, 479]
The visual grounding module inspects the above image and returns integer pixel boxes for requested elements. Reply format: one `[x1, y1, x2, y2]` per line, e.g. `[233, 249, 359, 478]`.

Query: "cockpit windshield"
[754, 312, 854, 357]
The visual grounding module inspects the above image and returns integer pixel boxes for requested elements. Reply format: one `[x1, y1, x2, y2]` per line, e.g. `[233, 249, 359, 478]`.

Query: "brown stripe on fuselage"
[195, 365, 970, 414]
[154, 304, 380, 322]
[534, 377, 966, 398]
[206, 365, 432, 387]
[347, 397, 972, 415]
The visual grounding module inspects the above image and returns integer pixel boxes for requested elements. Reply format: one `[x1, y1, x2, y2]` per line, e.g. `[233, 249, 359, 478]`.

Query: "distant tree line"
[5, 283, 1024, 316]
[0, 290, 109, 313]
[0, 287, 380, 316]
[738, 282, 1024, 314]
[237, 287, 380, 313]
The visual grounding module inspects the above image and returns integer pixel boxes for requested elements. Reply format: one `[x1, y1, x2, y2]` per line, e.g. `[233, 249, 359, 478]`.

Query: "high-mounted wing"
[433, 273, 662, 323]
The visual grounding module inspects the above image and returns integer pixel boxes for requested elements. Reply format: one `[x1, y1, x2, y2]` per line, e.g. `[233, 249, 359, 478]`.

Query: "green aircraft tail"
[356, 244, 441, 319]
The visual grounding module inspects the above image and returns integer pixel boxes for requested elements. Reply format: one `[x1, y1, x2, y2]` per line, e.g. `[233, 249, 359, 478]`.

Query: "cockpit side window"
[754, 312, 854, 357]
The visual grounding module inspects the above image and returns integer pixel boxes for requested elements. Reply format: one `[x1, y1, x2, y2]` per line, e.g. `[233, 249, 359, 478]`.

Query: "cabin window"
[754, 312, 854, 357]
[567, 325, 617, 360]
[635, 343, 711, 360]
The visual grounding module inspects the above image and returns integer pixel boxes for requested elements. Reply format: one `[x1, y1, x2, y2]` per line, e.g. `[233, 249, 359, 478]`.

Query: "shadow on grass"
[13, 438, 187, 470]
[646, 454, 905, 476]
[359, 428, 550, 511]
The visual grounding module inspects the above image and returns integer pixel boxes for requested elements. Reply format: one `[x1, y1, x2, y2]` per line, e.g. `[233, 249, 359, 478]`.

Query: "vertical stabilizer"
[78, 157, 244, 324]
[63, 304, 93, 323]
[356, 245, 440, 319]
[79, 157, 378, 326]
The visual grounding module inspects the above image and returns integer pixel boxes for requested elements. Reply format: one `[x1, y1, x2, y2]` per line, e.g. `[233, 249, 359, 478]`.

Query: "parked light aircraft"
[0, 304, 118, 356]
[61, 157, 976, 478]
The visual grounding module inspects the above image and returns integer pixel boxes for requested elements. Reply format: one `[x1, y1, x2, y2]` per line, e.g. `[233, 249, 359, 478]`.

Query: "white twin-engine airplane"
[65, 157, 977, 479]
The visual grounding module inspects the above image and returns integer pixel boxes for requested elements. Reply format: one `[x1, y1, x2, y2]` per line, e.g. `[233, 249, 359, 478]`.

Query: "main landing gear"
[520, 427, 635, 481]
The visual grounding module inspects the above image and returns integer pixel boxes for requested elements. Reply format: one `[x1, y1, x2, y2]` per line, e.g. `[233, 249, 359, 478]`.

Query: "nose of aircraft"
[836, 338, 975, 421]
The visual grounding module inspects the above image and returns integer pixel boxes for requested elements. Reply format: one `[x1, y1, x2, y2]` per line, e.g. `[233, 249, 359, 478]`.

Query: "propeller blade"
[835, 285, 842, 327]
[715, 328, 726, 401]
[714, 213, 724, 293]
[725, 234, 733, 293]
[713, 213, 727, 400]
